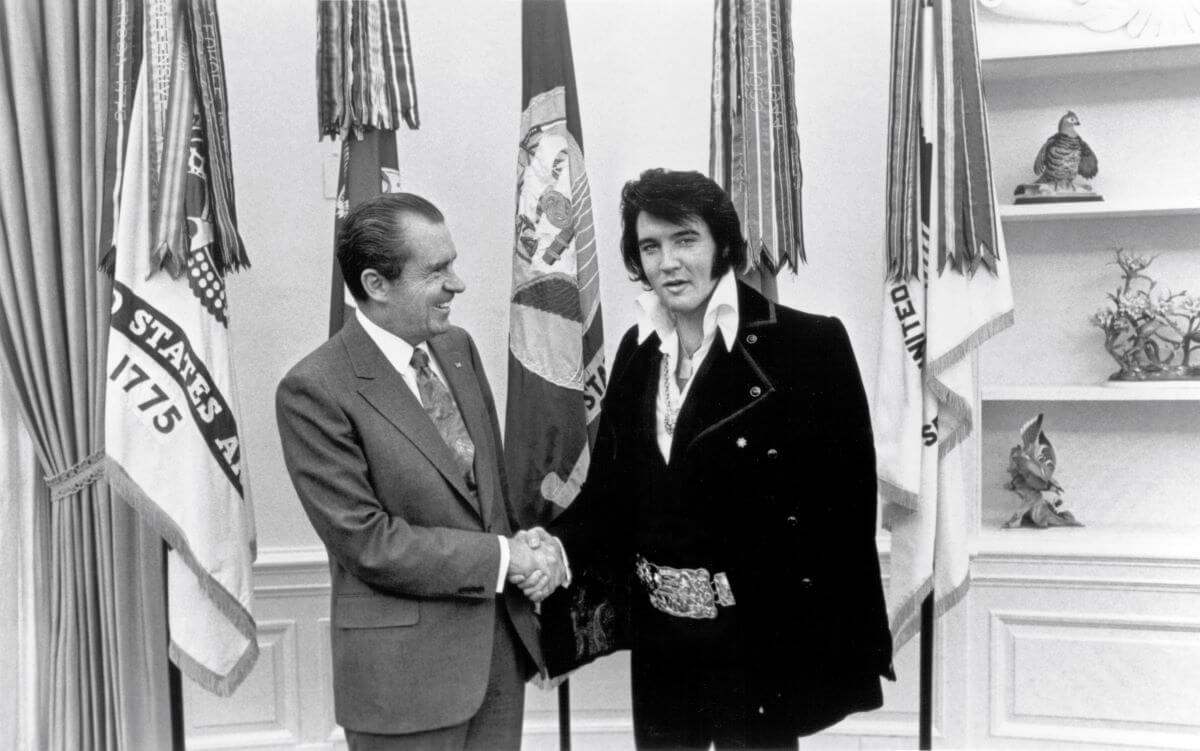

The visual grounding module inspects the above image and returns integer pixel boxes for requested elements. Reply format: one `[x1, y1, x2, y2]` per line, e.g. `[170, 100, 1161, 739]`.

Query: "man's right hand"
[507, 529, 566, 602]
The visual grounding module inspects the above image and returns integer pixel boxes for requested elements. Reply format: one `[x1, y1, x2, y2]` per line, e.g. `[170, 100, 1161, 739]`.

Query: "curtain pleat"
[1, 373, 47, 751]
[0, 1, 172, 748]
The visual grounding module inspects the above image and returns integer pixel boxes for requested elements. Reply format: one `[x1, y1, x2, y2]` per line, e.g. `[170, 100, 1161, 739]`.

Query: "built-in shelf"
[983, 384, 1200, 402]
[997, 198, 1200, 222]
[981, 39, 1200, 80]
[973, 525, 1200, 561]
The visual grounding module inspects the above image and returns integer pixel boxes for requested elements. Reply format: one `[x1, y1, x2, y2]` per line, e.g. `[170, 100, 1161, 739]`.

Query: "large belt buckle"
[635, 555, 736, 620]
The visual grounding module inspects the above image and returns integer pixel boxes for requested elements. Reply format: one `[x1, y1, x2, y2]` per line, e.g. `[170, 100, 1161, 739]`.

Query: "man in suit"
[517, 169, 894, 749]
[276, 193, 560, 750]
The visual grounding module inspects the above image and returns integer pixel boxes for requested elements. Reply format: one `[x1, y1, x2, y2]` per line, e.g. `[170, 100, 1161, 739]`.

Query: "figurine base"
[1003, 499, 1084, 529]
[1013, 182, 1102, 204]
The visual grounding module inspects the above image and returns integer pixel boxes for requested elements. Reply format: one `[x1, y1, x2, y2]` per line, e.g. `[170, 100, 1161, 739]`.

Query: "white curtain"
[0, 367, 49, 751]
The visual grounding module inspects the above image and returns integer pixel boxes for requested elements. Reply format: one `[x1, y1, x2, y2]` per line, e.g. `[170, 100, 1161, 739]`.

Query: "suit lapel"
[342, 319, 480, 518]
[615, 332, 665, 439]
[671, 282, 778, 462]
[429, 334, 493, 524]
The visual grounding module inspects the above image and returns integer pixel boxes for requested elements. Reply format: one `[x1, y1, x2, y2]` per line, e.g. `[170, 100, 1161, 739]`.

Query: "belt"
[635, 554, 735, 620]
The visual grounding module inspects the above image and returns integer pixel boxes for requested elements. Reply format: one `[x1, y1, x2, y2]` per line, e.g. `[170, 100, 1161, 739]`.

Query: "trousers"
[345, 603, 528, 751]
[630, 596, 798, 751]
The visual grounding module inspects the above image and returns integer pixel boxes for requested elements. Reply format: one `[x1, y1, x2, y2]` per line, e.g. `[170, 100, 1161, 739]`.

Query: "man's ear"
[360, 269, 390, 303]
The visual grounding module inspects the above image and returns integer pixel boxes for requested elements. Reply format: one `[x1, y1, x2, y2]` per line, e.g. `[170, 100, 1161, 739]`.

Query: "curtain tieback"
[45, 449, 107, 502]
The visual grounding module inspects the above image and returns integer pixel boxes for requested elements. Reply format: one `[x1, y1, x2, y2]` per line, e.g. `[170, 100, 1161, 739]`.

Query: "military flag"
[710, 0, 806, 296]
[104, 0, 257, 695]
[317, 0, 419, 334]
[507, 0, 604, 530]
[876, 0, 1014, 650]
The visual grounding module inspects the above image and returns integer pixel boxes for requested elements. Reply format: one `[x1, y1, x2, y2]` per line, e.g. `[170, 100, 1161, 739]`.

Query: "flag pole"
[164, 542, 185, 751]
[558, 680, 571, 751]
[511, 3, 599, 749]
[919, 593, 933, 749]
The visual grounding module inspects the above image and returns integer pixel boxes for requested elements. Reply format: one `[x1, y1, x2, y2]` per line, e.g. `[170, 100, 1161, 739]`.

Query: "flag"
[875, 0, 1014, 651]
[327, 132, 404, 335]
[317, 0, 419, 334]
[709, 0, 806, 281]
[507, 0, 604, 530]
[104, 1, 257, 696]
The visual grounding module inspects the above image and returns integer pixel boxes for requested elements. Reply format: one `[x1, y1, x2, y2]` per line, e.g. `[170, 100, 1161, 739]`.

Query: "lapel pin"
[736, 437, 747, 448]
[454, 361, 462, 368]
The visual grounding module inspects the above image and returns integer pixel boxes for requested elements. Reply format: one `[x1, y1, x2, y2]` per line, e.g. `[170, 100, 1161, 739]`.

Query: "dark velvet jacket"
[542, 281, 894, 737]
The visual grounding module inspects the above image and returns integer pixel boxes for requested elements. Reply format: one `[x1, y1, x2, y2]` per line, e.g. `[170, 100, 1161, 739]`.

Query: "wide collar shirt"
[635, 270, 740, 461]
[355, 308, 508, 593]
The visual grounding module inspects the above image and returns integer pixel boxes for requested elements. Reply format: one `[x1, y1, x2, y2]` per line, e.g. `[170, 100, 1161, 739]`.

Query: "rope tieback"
[45, 449, 107, 502]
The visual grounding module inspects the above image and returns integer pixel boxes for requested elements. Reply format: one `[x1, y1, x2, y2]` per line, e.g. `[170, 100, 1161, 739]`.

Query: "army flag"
[317, 0, 419, 334]
[507, 0, 605, 529]
[875, 0, 1013, 650]
[104, 2, 257, 696]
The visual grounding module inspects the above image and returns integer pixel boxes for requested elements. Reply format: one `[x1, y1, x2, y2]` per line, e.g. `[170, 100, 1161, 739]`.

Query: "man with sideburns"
[516, 169, 894, 750]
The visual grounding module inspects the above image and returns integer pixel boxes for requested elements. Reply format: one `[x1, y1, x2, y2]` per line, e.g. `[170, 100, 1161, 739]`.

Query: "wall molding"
[973, 571, 1200, 595]
[988, 609, 1200, 749]
[187, 619, 302, 750]
[253, 545, 330, 598]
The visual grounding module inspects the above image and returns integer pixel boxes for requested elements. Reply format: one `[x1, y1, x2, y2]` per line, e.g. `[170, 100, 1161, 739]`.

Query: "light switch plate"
[323, 152, 340, 198]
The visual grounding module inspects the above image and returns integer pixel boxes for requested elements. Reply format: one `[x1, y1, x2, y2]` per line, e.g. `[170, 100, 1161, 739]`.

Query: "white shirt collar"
[356, 307, 427, 374]
[635, 270, 739, 351]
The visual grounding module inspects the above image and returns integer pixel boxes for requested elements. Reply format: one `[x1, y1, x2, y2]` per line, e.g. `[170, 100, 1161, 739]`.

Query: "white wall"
[219, 0, 891, 552]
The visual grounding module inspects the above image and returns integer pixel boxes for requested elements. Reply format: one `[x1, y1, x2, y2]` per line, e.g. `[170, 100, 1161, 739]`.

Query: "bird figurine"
[1035, 110, 1098, 191]
[1014, 110, 1101, 203]
[1004, 413, 1083, 529]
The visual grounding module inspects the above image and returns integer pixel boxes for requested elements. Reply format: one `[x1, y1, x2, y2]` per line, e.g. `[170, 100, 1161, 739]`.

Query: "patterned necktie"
[410, 348, 476, 491]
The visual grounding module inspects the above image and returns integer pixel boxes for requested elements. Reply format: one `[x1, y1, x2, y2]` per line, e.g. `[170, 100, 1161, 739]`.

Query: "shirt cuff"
[496, 535, 509, 594]
[555, 536, 572, 587]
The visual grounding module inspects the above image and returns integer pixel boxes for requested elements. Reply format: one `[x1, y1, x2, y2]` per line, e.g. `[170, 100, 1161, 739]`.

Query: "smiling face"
[370, 217, 466, 345]
[636, 212, 721, 327]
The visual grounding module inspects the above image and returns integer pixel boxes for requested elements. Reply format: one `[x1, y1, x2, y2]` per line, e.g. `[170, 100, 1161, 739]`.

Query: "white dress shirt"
[635, 270, 740, 461]
[356, 309, 510, 593]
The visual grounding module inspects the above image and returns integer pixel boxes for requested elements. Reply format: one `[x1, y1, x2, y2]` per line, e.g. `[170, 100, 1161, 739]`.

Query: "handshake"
[506, 527, 568, 603]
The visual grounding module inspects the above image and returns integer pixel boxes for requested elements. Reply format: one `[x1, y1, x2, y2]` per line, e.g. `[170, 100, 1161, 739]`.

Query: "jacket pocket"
[333, 594, 420, 629]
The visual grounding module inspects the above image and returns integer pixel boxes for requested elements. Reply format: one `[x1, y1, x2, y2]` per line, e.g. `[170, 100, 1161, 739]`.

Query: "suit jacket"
[543, 281, 894, 736]
[275, 316, 543, 735]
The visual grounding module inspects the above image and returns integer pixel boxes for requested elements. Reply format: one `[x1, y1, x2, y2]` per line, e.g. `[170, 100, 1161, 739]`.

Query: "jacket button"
[766, 448, 778, 459]
[785, 515, 798, 527]
[749, 386, 762, 397]
[746, 334, 758, 344]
